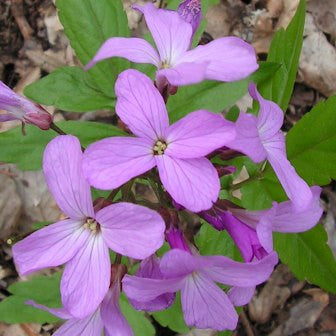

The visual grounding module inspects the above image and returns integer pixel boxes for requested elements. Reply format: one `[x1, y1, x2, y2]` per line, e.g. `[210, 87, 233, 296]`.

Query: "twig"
[0, 169, 18, 177]
[20, 324, 39, 336]
[240, 310, 255, 336]
[11, 0, 33, 41]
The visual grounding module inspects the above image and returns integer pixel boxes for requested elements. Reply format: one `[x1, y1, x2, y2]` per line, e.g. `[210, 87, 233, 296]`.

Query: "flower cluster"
[4, 1, 323, 335]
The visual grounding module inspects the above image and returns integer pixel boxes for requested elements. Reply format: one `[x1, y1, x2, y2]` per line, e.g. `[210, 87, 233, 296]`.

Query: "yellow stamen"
[153, 140, 167, 155]
[83, 218, 99, 234]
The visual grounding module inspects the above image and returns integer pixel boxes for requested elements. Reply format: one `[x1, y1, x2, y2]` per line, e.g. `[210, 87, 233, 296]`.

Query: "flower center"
[153, 140, 167, 155]
[83, 218, 99, 234]
[161, 61, 170, 69]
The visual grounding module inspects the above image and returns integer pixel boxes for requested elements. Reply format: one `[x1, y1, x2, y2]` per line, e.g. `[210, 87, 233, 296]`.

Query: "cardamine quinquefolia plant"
[0, 0, 327, 335]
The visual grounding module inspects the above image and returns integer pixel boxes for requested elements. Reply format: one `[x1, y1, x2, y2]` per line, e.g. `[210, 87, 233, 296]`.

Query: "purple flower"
[12, 135, 165, 318]
[226, 83, 313, 210]
[82, 69, 236, 212]
[178, 0, 202, 35]
[26, 274, 133, 336]
[201, 186, 322, 261]
[84, 3, 258, 90]
[123, 249, 278, 330]
[129, 255, 175, 312]
[200, 189, 322, 307]
[0, 81, 53, 130]
[201, 208, 267, 262]
[230, 186, 323, 253]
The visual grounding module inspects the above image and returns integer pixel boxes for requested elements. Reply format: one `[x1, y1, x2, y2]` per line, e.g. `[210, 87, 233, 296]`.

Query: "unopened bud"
[178, 0, 202, 35]
[166, 227, 191, 253]
[0, 81, 53, 130]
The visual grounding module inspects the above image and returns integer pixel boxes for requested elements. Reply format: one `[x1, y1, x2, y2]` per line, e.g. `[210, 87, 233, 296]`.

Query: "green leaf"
[240, 172, 287, 210]
[56, 0, 130, 96]
[196, 221, 240, 260]
[167, 61, 280, 123]
[258, 0, 306, 111]
[120, 295, 155, 336]
[274, 225, 336, 294]
[0, 121, 125, 170]
[152, 293, 189, 334]
[286, 96, 336, 185]
[0, 273, 61, 324]
[24, 66, 115, 112]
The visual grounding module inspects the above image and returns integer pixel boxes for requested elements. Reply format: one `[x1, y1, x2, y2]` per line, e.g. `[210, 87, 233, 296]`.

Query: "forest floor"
[0, 0, 336, 335]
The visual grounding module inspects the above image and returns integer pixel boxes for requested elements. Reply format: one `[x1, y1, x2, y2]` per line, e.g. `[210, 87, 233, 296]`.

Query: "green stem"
[50, 122, 66, 135]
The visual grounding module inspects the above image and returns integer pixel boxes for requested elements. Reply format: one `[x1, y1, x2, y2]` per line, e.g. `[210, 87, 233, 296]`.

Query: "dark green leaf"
[120, 294, 155, 336]
[274, 225, 336, 294]
[258, 0, 306, 111]
[152, 293, 189, 334]
[0, 121, 125, 170]
[0, 273, 61, 324]
[167, 61, 280, 123]
[286, 96, 336, 185]
[56, 0, 130, 96]
[240, 171, 287, 210]
[196, 221, 241, 260]
[24, 66, 115, 112]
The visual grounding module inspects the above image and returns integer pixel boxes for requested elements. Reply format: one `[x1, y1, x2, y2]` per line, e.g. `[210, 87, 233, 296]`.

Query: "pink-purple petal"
[129, 256, 175, 311]
[85, 37, 160, 69]
[204, 251, 278, 287]
[12, 219, 88, 276]
[0, 113, 17, 122]
[53, 310, 103, 336]
[160, 249, 210, 278]
[156, 62, 208, 87]
[26, 300, 72, 320]
[165, 110, 236, 159]
[97, 202, 165, 259]
[43, 135, 94, 219]
[256, 210, 275, 253]
[271, 186, 323, 232]
[122, 275, 184, 303]
[82, 137, 155, 190]
[101, 283, 134, 336]
[134, 3, 192, 65]
[178, 37, 258, 82]
[61, 234, 110, 318]
[249, 83, 284, 140]
[264, 132, 313, 211]
[115, 69, 169, 140]
[156, 155, 219, 212]
[228, 286, 256, 306]
[226, 111, 267, 163]
[181, 272, 238, 330]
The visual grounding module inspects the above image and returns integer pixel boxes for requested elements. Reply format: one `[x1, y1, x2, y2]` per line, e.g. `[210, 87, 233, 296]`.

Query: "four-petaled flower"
[85, 3, 258, 91]
[123, 248, 278, 330]
[83, 69, 236, 212]
[12, 135, 165, 318]
[226, 83, 313, 210]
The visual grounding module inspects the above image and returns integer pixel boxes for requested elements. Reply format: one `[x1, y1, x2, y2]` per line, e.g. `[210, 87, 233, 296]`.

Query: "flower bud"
[178, 0, 202, 35]
[166, 226, 191, 253]
[0, 81, 53, 130]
